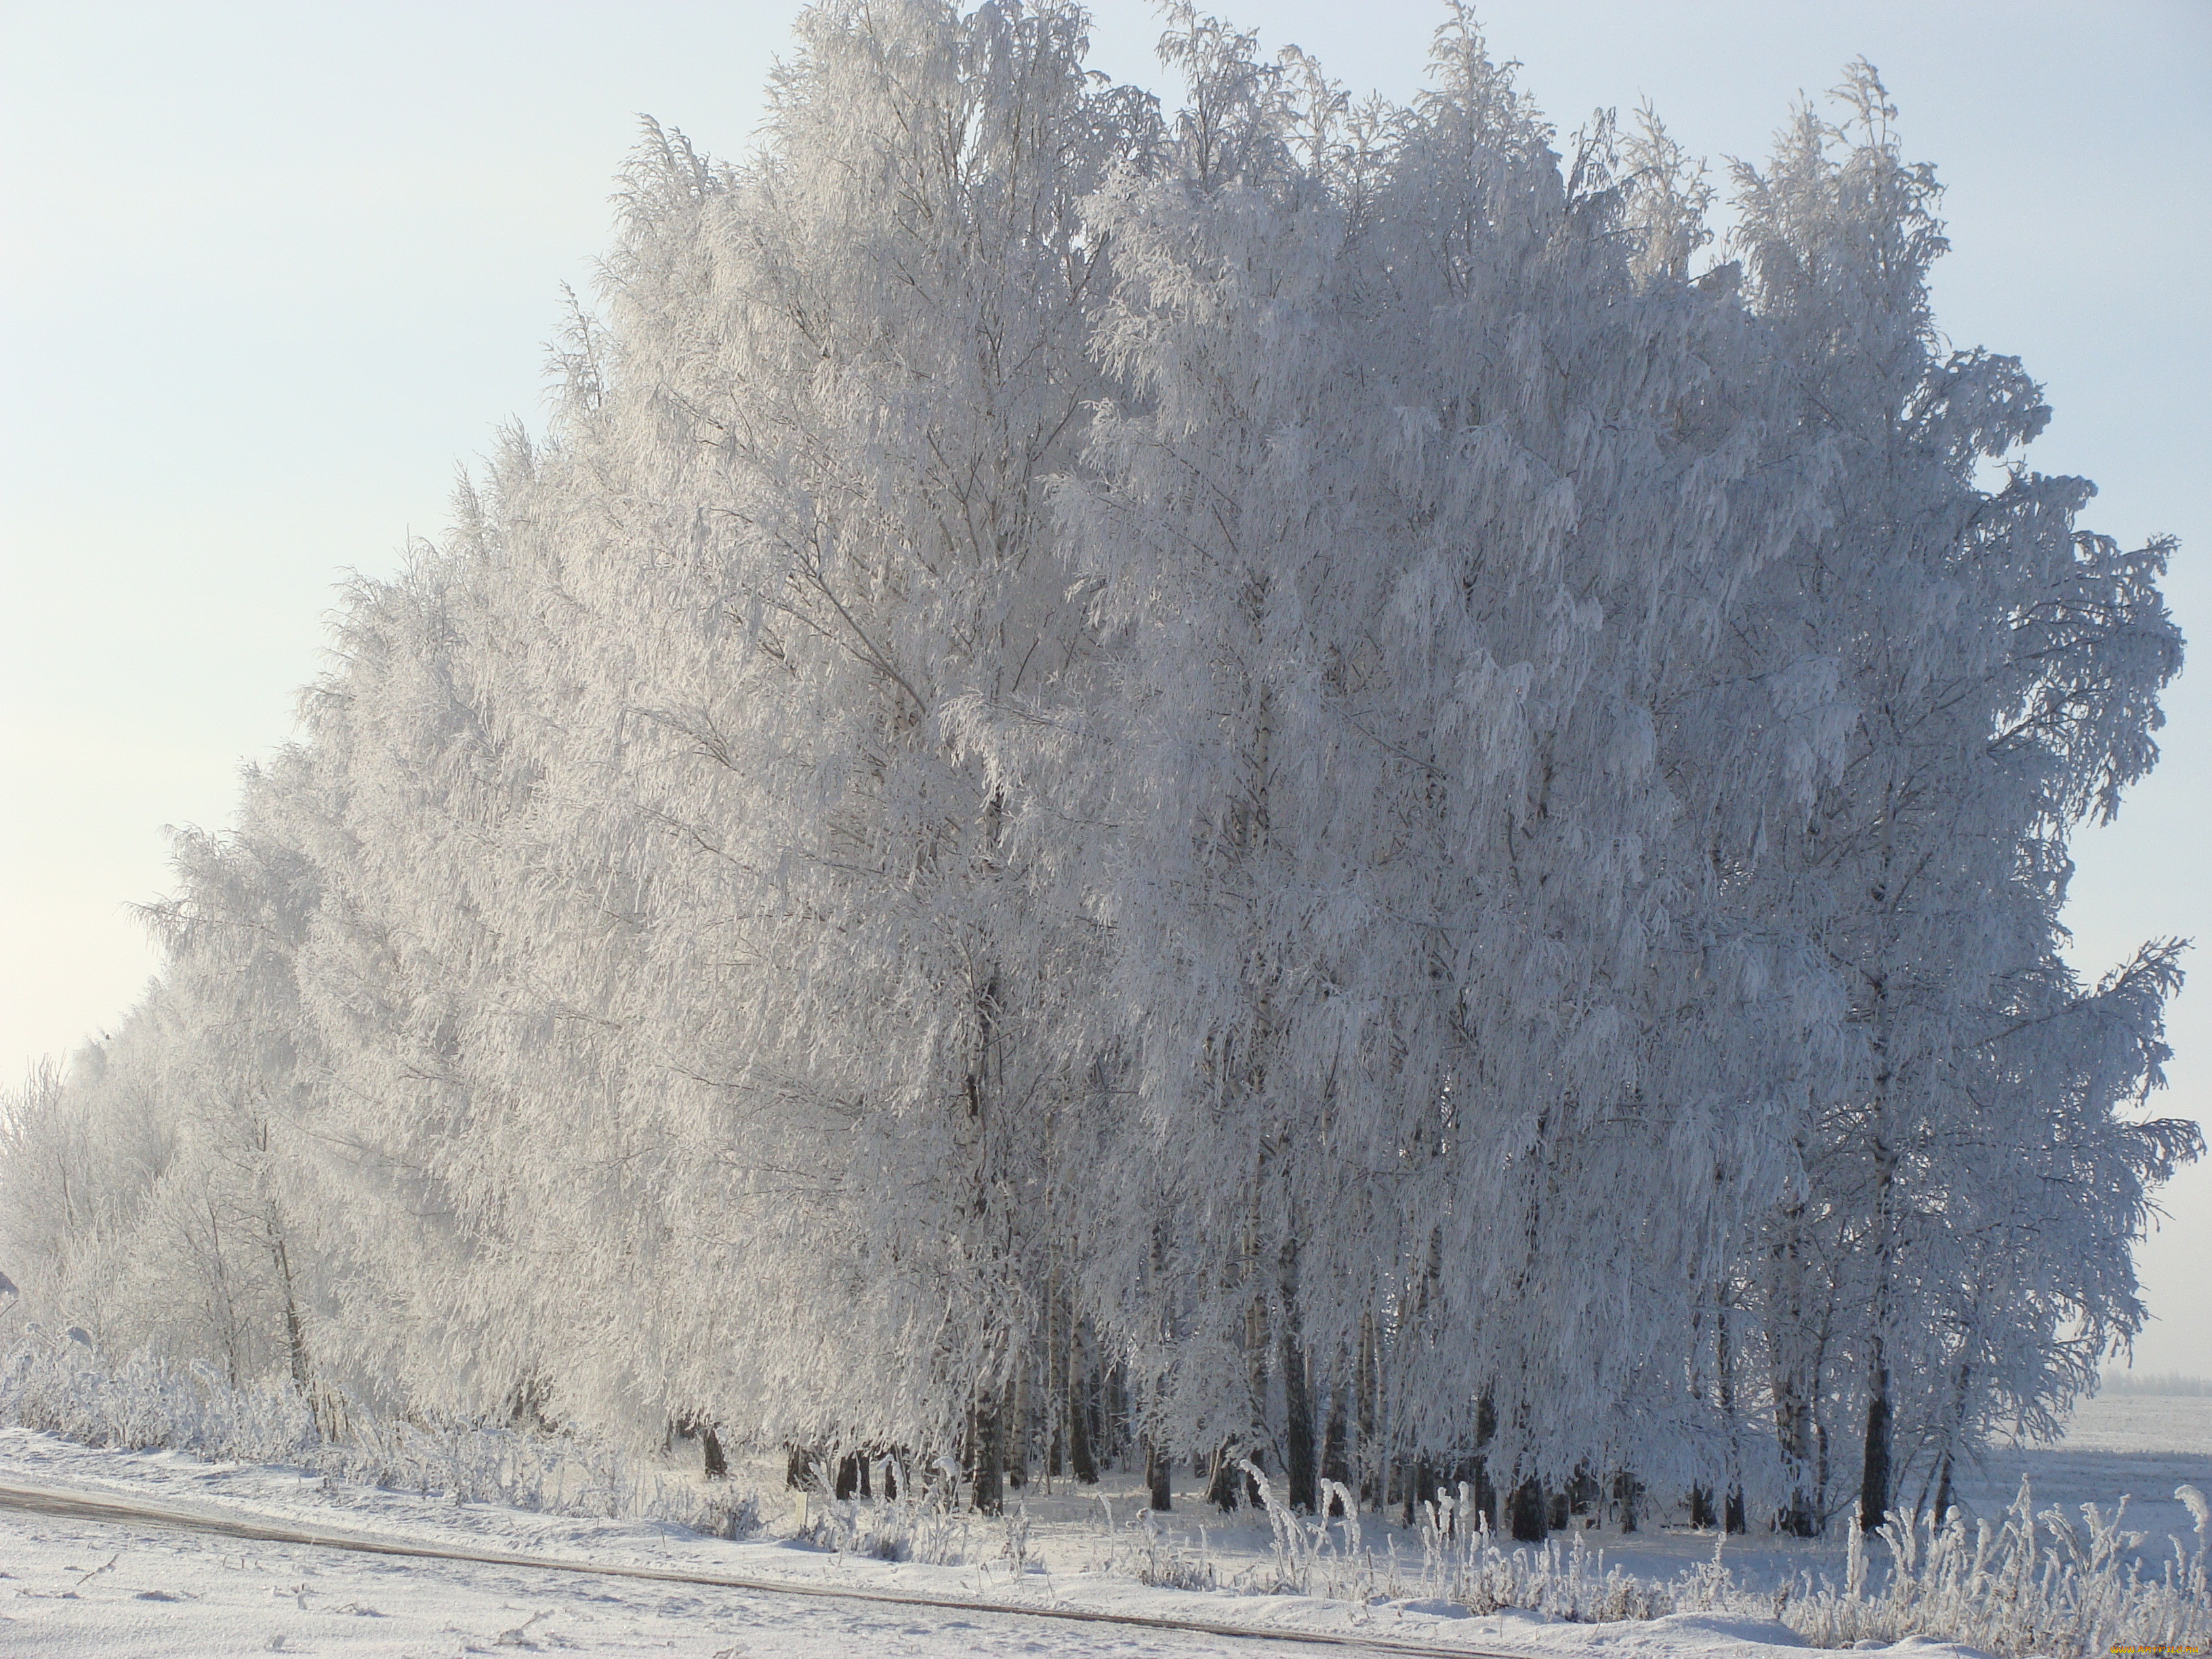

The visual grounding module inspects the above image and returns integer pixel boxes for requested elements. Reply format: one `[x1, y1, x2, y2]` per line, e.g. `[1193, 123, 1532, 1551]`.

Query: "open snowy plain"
[3, 1394, 2205, 1658]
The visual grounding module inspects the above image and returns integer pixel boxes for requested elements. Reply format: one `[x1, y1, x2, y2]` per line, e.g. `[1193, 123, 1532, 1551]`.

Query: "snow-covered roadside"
[0, 1429, 1852, 1659]
[4, 1395, 2205, 1658]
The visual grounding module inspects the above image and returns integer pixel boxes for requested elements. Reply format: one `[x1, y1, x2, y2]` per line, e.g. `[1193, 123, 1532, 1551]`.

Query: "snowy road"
[0, 1473, 1525, 1658]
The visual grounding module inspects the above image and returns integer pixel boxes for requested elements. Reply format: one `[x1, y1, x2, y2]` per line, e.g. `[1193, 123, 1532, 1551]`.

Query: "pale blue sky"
[4, 0, 2207, 1372]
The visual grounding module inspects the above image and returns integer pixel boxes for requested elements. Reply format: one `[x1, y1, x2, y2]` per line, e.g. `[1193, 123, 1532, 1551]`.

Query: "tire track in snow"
[0, 1475, 1527, 1658]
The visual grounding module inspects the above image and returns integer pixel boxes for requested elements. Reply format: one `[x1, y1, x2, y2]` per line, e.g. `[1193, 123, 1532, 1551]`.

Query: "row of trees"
[3, 0, 2196, 1536]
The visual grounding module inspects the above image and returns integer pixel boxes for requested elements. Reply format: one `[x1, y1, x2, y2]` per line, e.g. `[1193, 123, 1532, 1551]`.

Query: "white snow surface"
[2, 1422, 2125, 1659]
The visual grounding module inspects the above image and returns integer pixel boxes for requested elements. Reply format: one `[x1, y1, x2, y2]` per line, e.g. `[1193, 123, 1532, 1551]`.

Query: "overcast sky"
[3, 0, 2207, 1376]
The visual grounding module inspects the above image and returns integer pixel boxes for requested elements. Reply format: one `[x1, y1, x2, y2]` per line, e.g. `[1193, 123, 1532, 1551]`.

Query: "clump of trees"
[3, 0, 2195, 1539]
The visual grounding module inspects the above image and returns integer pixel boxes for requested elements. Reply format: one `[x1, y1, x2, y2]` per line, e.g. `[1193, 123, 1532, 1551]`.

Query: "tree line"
[3, 0, 2196, 1539]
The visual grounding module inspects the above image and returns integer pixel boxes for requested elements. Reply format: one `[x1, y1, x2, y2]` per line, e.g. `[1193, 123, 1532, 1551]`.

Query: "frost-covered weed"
[1069, 1492, 1216, 1591]
[1229, 1462, 2207, 1657]
[796, 1465, 972, 1566]
[1778, 1480, 2211, 1659]
[1242, 1465, 1677, 1619]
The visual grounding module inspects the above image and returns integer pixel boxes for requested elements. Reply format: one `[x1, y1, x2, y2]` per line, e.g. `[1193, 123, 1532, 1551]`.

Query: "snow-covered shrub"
[1238, 1461, 1678, 1618]
[795, 1468, 972, 1565]
[1, 1340, 319, 1465]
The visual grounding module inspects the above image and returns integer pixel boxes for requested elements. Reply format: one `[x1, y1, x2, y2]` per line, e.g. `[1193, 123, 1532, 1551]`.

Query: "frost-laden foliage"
[0, 0, 2194, 1557]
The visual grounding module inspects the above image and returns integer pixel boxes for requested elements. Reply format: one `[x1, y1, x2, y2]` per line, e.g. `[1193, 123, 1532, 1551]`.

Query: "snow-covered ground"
[0, 1392, 2203, 1657]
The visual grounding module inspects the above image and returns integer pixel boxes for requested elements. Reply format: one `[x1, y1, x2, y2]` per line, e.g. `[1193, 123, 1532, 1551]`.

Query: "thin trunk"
[1929, 1360, 1971, 1529]
[1105, 1363, 1129, 1469]
[1320, 1356, 1350, 1515]
[1718, 1299, 1746, 1534]
[1860, 1362, 1892, 1532]
[1045, 1272, 1062, 1482]
[1278, 1237, 1315, 1513]
[1006, 1372, 1028, 1490]
[1860, 821, 1902, 1535]
[1770, 1203, 1820, 1536]
[1612, 1471, 1641, 1534]
[1067, 1344, 1099, 1484]
[1860, 1147, 1898, 1534]
[266, 1204, 311, 1396]
[972, 1386, 1004, 1515]
[1355, 1309, 1380, 1508]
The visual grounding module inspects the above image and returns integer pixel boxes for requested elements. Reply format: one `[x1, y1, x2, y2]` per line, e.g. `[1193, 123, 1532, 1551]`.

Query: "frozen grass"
[0, 1338, 756, 1540]
[790, 1462, 982, 1567]
[1225, 1462, 2211, 1658]
[1780, 1483, 2210, 1659]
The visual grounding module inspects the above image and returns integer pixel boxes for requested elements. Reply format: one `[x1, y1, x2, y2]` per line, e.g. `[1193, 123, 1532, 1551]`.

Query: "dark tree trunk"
[701, 1426, 728, 1481]
[1862, 1000, 1900, 1536]
[1860, 1358, 1892, 1532]
[1320, 1366, 1350, 1515]
[1612, 1472, 1641, 1534]
[786, 1446, 813, 1490]
[1355, 1312, 1380, 1508]
[1691, 1485, 1716, 1530]
[1005, 1375, 1027, 1490]
[1145, 1437, 1173, 1511]
[1717, 1296, 1746, 1535]
[1568, 1462, 1599, 1515]
[1770, 1211, 1822, 1538]
[835, 1452, 869, 1500]
[1408, 1455, 1438, 1528]
[1467, 1394, 1498, 1532]
[1068, 1357, 1099, 1484]
[1279, 1240, 1316, 1513]
[1105, 1364, 1130, 1468]
[1926, 1360, 1971, 1531]
[972, 1390, 1005, 1515]
[1203, 1451, 1256, 1513]
[1509, 1477, 1546, 1542]
[1208, 1444, 1242, 1511]
[1282, 1361, 1316, 1512]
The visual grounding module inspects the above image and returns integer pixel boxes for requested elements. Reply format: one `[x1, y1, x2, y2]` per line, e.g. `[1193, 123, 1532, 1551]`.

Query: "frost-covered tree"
[311, 0, 1162, 1501]
[1051, 5, 1838, 1517]
[1716, 65, 2194, 1530]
